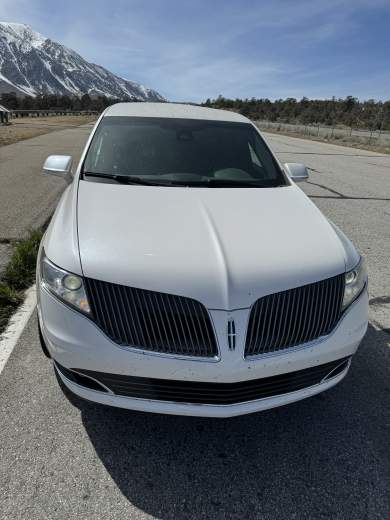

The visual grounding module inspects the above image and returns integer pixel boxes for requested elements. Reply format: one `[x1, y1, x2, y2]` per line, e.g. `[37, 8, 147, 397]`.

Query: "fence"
[255, 120, 390, 146]
[7, 109, 99, 118]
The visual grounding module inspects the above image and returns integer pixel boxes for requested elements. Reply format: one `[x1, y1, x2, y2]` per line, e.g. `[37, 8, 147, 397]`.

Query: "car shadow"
[65, 324, 390, 519]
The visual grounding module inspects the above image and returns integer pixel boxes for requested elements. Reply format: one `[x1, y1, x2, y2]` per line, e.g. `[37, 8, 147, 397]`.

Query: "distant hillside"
[0, 22, 164, 101]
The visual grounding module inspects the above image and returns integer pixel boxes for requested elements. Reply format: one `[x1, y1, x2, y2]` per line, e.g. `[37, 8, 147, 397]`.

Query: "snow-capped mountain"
[0, 22, 164, 101]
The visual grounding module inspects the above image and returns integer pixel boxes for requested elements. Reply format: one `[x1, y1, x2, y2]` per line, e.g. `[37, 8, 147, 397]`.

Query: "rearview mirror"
[43, 155, 73, 181]
[284, 163, 309, 183]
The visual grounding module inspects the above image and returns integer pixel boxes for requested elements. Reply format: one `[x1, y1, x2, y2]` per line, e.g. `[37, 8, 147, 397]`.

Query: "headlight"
[342, 257, 367, 310]
[40, 254, 91, 314]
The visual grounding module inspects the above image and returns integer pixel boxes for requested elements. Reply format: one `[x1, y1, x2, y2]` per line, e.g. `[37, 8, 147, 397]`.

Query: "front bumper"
[38, 286, 368, 417]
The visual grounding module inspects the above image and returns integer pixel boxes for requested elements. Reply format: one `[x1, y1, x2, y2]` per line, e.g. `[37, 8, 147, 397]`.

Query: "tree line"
[0, 92, 135, 112]
[3, 91, 390, 131]
[203, 96, 390, 131]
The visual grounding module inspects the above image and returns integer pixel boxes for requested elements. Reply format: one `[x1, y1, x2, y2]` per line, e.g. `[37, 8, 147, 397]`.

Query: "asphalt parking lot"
[0, 130, 389, 519]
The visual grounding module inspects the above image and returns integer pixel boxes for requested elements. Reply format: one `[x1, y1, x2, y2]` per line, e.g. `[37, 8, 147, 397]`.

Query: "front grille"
[59, 357, 350, 405]
[85, 278, 218, 357]
[245, 274, 345, 357]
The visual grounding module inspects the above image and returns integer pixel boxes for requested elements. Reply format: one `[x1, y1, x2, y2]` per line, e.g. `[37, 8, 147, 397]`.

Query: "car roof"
[104, 102, 250, 123]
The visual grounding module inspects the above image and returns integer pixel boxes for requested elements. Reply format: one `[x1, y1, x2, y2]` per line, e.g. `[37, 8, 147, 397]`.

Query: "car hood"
[77, 181, 347, 309]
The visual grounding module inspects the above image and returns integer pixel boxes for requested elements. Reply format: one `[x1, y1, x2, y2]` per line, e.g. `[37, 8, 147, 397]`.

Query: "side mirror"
[43, 155, 73, 181]
[284, 163, 309, 183]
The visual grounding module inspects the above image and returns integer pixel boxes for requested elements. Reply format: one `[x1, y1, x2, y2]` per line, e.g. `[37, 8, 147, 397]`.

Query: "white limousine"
[37, 103, 368, 417]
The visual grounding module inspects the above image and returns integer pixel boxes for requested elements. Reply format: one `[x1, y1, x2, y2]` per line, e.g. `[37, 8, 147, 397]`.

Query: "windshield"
[82, 116, 287, 187]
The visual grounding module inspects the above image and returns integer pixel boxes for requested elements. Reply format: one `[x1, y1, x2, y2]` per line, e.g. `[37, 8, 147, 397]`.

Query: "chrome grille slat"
[313, 280, 327, 339]
[289, 286, 301, 348]
[194, 300, 208, 350]
[200, 303, 213, 351]
[166, 293, 182, 351]
[131, 289, 147, 347]
[93, 280, 110, 332]
[253, 298, 266, 354]
[283, 289, 296, 349]
[140, 290, 155, 347]
[273, 290, 286, 350]
[306, 282, 319, 340]
[99, 282, 117, 338]
[323, 278, 335, 332]
[276, 290, 290, 350]
[112, 284, 128, 344]
[297, 285, 311, 345]
[245, 274, 345, 358]
[119, 285, 136, 345]
[263, 293, 276, 353]
[85, 278, 218, 357]
[160, 293, 175, 352]
[337, 277, 345, 320]
[153, 292, 169, 349]
[126, 288, 140, 343]
[270, 293, 281, 351]
[187, 299, 201, 349]
[330, 278, 340, 325]
[317, 280, 329, 339]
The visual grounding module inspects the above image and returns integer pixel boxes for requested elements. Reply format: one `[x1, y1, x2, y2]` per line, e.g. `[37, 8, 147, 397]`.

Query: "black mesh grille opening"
[67, 357, 350, 405]
[245, 274, 345, 357]
[85, 278, 218, 357]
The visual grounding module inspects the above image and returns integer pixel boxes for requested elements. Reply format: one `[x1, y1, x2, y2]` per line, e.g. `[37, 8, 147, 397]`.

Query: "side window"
[251, 132, 281, 180]
[248, 142, 263, 168]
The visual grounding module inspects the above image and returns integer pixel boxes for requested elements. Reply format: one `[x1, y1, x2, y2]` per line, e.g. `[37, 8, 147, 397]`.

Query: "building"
[0, 103, 10, 123]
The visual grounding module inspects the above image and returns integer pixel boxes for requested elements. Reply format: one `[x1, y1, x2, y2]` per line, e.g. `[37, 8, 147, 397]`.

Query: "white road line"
[0, 285, 37, 375]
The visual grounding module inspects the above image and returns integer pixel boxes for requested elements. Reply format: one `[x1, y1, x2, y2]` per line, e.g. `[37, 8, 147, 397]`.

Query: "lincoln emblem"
[227, 319, 236, 350]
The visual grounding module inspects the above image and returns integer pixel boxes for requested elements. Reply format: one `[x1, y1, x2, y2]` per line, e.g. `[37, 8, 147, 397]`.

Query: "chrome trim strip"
[54, 361, 115, 395]
[321, 357, 351, 383]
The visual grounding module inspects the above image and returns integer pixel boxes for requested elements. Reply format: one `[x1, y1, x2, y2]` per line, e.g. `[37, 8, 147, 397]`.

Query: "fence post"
[378, 124, 382, 139]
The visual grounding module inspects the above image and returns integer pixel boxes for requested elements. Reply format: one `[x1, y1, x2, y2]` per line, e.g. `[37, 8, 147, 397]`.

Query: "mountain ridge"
[0, 22, 164, 101]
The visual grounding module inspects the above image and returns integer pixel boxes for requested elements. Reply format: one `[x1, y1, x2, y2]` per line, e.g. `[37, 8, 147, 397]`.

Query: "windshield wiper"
[82, 172, 180, 186]
[204, 178, 276, 188]
[82, 172, 283, 188]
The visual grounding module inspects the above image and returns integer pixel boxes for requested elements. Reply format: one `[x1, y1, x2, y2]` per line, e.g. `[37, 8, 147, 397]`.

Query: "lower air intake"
[57, 357, 350, 405]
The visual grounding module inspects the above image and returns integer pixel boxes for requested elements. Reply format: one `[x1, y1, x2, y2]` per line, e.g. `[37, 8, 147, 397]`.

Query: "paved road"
[0, 133, 389, 519]
[0, 123, 93, 241]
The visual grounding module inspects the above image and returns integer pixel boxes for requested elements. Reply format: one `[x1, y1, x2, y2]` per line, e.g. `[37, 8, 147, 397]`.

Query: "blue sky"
[1, 0, 389, 101]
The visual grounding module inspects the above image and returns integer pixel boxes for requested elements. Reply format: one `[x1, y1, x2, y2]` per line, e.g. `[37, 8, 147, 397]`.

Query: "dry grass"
[0, 228, 43, 334]
[0, 115, 97, 147]
[259, 126, 390, 155]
